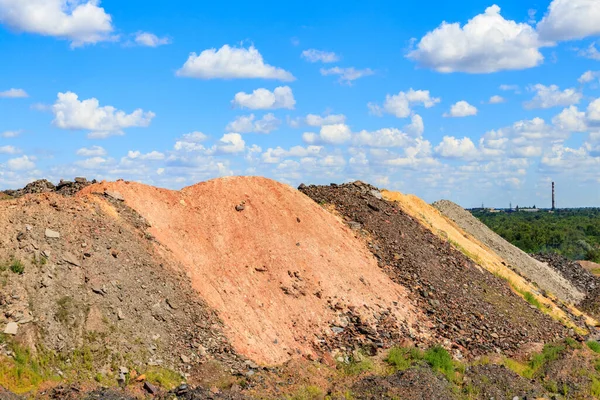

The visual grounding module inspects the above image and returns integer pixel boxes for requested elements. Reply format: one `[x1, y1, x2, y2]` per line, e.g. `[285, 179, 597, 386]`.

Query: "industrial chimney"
[552, 182, 555, 210]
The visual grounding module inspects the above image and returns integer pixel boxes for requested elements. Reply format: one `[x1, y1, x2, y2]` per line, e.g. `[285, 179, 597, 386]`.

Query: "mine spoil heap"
[299, 181, 567, 357]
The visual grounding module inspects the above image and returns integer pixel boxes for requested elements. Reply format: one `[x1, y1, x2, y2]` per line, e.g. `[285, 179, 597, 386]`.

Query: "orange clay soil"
[79, 177, 427, 365]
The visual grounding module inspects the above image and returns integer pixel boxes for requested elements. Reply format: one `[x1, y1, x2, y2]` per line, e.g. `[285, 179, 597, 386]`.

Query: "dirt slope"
[433, 200, 585, 304]
[382, 190, 593, 333]
[300, 182, 567, 357]
[0, 192, 242, 387]
[78, 177, 427, 365]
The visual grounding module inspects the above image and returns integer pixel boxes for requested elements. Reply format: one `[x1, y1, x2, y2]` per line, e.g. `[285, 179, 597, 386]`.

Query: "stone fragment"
[45, 229, 60, 239]
[104, 190, 124, 201]
[144, 381, 158, 395]
[180, 354, 190, 363]
[63, 253, 81, 267]
[4, 322, 18, 335]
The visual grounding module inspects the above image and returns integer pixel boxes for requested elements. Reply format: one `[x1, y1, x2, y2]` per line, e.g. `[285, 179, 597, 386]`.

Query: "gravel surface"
[532, 253, 600, 295]
[432, 200, 585, 304]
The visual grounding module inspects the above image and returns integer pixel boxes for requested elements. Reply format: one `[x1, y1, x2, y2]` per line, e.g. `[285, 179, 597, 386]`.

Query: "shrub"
[385, 347, 423, 371]
[565, 337, 582, 349]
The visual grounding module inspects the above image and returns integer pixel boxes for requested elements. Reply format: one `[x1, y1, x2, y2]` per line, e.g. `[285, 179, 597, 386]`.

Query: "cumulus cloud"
[226, 113, 281, 134]
[52, 91, 155, 138]
[134, 32, 170, 47]
[552, 106, 588, 132]
[353, 128, 413, 148]
[6, 155, 35, 171]
[537, 0, 600, 42]
[305, 113, 346, 127]
[0, 88, 28, 98]
[579, 42, 600, 60]
[524, 84, 582, 109]
[320, 67, 374, 85]
[404, 114, 425, 136]
[303, 124, 352, 145]
[215, 133, 245, 154]
[444, 101, 478, 117]
[76, 146, 106, 157]
[368, 89, 440, 118]
[0, 145, 19, 154]
[126, 150, 165, 160]
[174, 131, 209, 152]
[301, 49, 339, 63]
[579, 71, 600, 84]
[407, 5, 545, 73]
[261, 145, 323, 164]
[0, 0, 115, 47]
[489, 95, 506, 104]
[232, 86, 295, 110]
[176, 45, 295, 81]
[435, 136, 479, 159]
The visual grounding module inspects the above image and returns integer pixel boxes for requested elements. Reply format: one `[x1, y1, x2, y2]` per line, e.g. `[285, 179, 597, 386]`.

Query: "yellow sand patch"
[382, 190, 596, 333]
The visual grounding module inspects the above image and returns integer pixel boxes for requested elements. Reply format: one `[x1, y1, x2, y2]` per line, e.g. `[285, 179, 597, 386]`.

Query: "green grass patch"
[339, 353, 374, 376]
[423, 346, 457, 383]
[592, 378, 600, 398]
[144, 366, 183, 390]
[288, 385, 324, 400]
[565, 337, 582, 349]
[385, 347, 423, 371]
[587, 340, 600, 354]
[9, 259, 24, 275]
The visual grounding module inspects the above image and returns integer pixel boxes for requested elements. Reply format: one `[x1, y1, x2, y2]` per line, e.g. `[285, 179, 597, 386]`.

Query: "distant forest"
[472, 208, 600, 262]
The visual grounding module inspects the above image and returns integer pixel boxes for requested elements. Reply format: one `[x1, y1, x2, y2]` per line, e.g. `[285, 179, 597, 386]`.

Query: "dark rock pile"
[532, 253, 600, 295]
[300, 181, 568, 357]
[2, 177, 96, 198]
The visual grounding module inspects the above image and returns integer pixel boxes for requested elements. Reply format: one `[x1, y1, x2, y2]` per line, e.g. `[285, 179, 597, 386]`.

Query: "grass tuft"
[423, 346, 456, 382]
[587, 340, 600, 354]
[9, 259, 24, 275]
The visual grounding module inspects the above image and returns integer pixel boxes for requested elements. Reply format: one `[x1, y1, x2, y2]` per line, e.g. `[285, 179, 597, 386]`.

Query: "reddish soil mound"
[300, 182, 568, 357]
[79, 177, 426, 365]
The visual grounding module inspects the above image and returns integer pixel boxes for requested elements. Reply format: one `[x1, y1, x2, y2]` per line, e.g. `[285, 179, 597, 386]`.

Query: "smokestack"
[552, 182, 555, 210]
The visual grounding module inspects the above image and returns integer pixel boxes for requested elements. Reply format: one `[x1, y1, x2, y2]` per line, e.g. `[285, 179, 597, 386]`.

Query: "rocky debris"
[143, 381, 159, 395]
[301, 182, 567, 357]
[532, 253, 599, 295]
[2, 178, 96, 199]
[3, 321, 18, 335]
[352, 368, 455, 400]
[433, 200, 585, 305]
[464, 364, 548, 399]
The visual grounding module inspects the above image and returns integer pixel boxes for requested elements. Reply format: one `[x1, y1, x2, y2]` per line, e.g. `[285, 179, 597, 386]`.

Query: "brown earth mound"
[0, 191, 244, 392]
[300, 182, 568, 357]
[433, 200, 585, 304]
[78, 177, 426, 365]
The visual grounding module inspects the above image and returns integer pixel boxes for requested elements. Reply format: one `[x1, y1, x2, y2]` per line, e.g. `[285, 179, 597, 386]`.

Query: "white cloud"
[524, 84, 582, 109]
[408, 5, 545, 73]
[0, 145, 19, 154]
[174, 131, 209, 152]
[368, 89, 440, 118]
[215, 133, 245, 154]
[176, 45, 295, 81]
[134, 32, 170, 47]
[52, 91, 155, 138]
[303, 124, 352, 145]
[232, 86, 295, 110]
[489, 95, 506, 104]
[0, 88, 28, 98]
[552, 106, 587, 132]
[225, 113, 281, 134]
[127, 150, 165, 160]
[353, 128, 413, 148]
[579, 42, 600, 60]
[76, 146, 106, 157]
[435, 136, 479, 159]
[444, 101, 478, 117]
[579, 71, 600, 84]
[587, 99, 600, 123]
[301, 49, 339, 63]
[261, 145, 323, 163]
[305, 113, 346, 127]
[1, 130, 22, 138]
[500, 84, 520, 92]
[404, 114, 424, 136]
[320, 67, 374, 85]
[7, 155, 35, 171]
[0, 0, 114, 47]
[537, 0, 600, 42]
[319, 124, 352, 144]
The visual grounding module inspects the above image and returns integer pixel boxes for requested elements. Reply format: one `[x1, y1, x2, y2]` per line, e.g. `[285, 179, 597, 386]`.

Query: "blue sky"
[1, 0, 600, 208]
